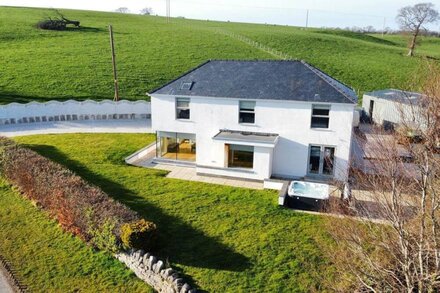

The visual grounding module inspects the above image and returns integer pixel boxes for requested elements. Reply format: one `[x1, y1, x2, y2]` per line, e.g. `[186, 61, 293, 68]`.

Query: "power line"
[153, 0, 387, 19]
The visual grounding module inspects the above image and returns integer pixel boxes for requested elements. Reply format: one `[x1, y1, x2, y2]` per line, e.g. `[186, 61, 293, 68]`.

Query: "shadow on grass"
[23, 144, 250, 279]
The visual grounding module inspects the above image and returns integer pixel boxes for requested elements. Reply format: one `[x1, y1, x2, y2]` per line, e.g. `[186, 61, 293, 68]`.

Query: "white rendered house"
[149, 60, 357, 182]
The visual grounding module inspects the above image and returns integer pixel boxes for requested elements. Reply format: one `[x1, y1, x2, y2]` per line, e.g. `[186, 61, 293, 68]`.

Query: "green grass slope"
[1, 6, 439, 104]
[15, 133, 336, 292]
[0, 178, 152, 292]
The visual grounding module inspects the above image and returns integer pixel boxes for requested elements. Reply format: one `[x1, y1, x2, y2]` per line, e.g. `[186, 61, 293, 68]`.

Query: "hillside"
[1, 6, 439, 104]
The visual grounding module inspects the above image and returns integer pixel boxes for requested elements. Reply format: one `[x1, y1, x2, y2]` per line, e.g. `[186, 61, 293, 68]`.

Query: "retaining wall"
[0, 100, 151, 125]
[116, 249, 196, 293]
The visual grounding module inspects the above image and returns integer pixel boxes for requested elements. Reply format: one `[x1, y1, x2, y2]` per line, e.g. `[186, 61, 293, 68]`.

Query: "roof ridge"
[148, 60, 212, 95]
[300, 61, 357, 104]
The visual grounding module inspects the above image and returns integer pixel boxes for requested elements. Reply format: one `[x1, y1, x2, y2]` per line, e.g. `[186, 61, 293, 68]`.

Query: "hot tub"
[287, 181, 329, 210]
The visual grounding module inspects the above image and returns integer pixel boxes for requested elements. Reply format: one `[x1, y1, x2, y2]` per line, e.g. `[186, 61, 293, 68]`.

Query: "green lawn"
[1, 6, 439, 104]
[0, 178, 152, 292]
[14, 133, 336, 292]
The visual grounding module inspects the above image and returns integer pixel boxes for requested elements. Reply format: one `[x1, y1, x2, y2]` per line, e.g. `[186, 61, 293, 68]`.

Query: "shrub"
[89, 218, 120, 253]
[121, 219, 157, 251]
[0, 137, 156, 253]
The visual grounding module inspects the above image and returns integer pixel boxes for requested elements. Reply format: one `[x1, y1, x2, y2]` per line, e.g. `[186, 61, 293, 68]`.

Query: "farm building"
[362, 89, 422, 129]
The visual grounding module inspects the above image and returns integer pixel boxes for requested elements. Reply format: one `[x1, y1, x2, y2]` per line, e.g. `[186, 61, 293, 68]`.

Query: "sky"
[1, 0, 440, 30]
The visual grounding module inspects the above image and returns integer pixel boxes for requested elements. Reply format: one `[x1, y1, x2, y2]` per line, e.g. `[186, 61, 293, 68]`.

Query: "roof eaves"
[300, 61, 357, 104]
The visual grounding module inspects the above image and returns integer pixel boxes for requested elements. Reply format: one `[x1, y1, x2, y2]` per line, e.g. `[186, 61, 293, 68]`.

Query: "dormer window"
[180, 82, 193, 90]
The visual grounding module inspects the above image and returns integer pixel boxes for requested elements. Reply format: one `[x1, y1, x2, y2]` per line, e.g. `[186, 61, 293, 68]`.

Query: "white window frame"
[311, 104, 331, 129]
[238, 101, 256, 124]
[175, 97, 190, 120]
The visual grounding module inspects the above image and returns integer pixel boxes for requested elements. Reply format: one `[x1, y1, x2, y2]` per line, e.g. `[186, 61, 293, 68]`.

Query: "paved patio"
[130, 153, 264, 189]
[0, 119, 152, 137]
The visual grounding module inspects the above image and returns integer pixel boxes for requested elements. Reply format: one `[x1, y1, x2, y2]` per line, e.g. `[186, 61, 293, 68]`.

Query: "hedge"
[0, 137, 156, 252]
[121, 219, 157, 251]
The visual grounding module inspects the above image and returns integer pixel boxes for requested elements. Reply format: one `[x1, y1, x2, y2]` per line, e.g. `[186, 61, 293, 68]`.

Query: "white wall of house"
[151, 94, 355, 181]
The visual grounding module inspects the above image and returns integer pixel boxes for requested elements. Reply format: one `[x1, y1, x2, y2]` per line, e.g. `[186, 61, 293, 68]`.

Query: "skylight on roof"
[180, 82, 193, 90]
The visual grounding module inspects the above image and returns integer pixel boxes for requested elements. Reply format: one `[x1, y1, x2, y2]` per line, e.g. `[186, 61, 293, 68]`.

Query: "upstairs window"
[239, 101, 256, 124]
[176, 98, 190, 120]
[311, 105, 330, 129]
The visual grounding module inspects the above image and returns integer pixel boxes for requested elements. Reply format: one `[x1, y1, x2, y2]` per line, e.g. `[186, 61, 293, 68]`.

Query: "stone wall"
[115, 249, 196, 293]
[0, 100, 151, 125]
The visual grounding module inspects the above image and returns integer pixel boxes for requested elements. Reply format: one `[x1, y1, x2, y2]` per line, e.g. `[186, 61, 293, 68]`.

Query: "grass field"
[1, 6, 439, 104]
[0, 178, 152, 292]
[15, 133, 336, 292]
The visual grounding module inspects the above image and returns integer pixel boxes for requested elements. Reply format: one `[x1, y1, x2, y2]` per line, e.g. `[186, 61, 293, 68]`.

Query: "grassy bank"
[15, 133, 336, 292]
[1, 6, 439, 103]
[0, 178, 152, 292]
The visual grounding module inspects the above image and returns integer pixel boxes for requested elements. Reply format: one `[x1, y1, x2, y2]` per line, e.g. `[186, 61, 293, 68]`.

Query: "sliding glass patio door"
[156, 132, 196, 162]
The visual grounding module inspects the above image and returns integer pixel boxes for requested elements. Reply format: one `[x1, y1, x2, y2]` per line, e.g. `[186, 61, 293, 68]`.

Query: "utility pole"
[166, 0, 170, 23]
[305, 9, 309, 29]
[382, 17, 386, 38]
[108, 25, 119, 101]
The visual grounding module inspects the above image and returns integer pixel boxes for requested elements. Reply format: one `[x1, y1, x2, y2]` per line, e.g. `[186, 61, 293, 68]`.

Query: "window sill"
[306, 173, 334, 180]
[197, 164, 255, 174]
[239, 123, 258, 127]
[226, 167, 255, 173]
[310, 128, 333, 132]
[175, 119, 194, 122]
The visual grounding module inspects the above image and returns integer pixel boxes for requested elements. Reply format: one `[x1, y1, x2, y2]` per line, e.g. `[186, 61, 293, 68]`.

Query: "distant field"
[1, 6, 439, 104]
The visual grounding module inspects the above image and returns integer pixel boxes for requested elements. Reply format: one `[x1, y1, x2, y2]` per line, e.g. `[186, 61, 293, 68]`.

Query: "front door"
[308, 145, 335, 176]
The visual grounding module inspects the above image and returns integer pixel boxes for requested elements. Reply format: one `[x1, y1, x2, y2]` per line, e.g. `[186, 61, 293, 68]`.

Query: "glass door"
[156, 132, 196, 162]
[309, 146, 321, 174]
[322, 147, 335, 175]
[308, 145, 335, 176]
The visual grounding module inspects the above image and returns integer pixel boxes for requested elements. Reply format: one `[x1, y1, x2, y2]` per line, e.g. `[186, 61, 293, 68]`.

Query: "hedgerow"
[0, 137, 156, 252]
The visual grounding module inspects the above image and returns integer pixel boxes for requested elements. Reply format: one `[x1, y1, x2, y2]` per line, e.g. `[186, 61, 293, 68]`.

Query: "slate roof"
[365, 89, 422, 105]
[150, 60, 358, 104]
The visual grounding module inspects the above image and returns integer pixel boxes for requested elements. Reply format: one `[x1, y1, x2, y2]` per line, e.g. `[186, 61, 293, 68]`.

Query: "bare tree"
[140, 7, 153, 15]
[115, 7, 130, 14]
[396, 3, 439, 56]
[325, 63, 440, 292]
[37, 9, 80, 30]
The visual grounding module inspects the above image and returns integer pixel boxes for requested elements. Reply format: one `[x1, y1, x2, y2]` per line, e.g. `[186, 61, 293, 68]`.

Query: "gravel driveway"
[0, 268, 14, 293]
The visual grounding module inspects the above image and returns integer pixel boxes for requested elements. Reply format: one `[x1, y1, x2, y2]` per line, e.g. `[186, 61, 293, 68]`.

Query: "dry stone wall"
[115, 249, 197, 293]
